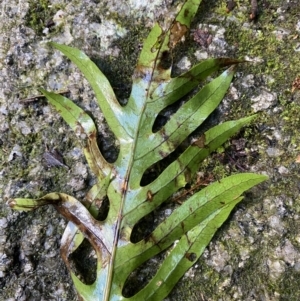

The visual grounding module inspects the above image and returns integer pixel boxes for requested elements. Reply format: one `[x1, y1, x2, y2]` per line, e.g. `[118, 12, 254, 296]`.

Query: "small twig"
[227, 154, 247, 171]
[19, 90, 69, 103]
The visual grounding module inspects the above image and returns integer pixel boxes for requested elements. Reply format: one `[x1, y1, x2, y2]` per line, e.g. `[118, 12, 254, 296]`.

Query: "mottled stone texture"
[1, 0, 300, 300]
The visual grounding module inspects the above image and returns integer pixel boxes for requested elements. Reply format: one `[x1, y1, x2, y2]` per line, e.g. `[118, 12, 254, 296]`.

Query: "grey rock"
[251, 89, 277, 112]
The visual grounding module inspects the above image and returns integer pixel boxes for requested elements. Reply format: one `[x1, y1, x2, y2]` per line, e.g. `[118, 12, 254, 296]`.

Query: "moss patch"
[25, 0, 62, 35]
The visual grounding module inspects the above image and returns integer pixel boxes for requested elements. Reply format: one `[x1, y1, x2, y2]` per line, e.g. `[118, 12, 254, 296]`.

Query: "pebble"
[251, 89, 277, 112]
[266, 147, 283, 157]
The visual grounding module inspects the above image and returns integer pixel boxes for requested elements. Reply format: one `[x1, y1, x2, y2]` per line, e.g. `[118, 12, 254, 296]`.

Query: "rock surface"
[1, 0, 300, 300]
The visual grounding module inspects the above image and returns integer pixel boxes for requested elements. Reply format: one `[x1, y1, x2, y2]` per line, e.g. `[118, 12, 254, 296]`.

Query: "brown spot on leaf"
[160, 127, 170, 142]
[181, 222, 185, 231]
[75, 121, 85, 135]
[192, 135, 206, 148]
[65, 105, 73, 111]
[184, 9, 189, 17]
[184, 167, 192, 183]
[185, 252, 197, 262]
[121, 179, 128, 194]
[147, 190, 153, 201]
[157, 50, 172, 70]
[7, 199, 16, 208]
[158, 150, 168, 159]
[169, 21, 188, 48]
[88, 130, 97, 140]
[144, 233, 158, 245]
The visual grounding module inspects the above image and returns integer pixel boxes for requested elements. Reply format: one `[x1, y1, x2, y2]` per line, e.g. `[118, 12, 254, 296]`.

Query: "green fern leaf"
[8, 0, 268, 300]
